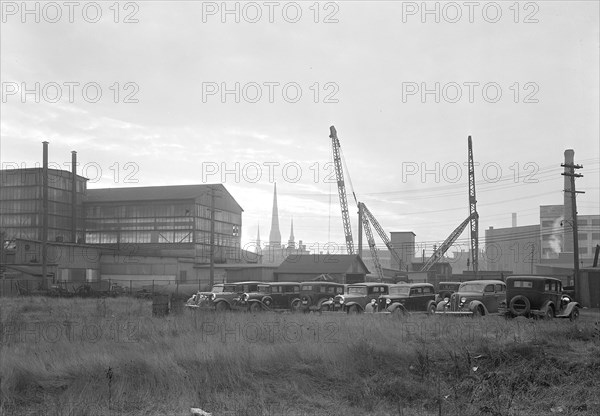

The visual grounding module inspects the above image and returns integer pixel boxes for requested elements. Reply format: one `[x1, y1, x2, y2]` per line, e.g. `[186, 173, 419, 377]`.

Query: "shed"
[274, 255, 370, 284]
[580, 267, 600, 308]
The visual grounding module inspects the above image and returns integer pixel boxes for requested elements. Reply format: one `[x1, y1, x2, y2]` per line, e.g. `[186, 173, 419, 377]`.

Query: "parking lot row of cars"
[185, 276, 582, 320]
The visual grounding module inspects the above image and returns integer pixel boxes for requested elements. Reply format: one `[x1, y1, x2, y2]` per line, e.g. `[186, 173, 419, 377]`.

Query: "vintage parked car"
[499, 275, 581, 320]
[376, 283, 437, 315]
[296, 281, 345, 312]
[324, 282, 390, 313]
[236, 282, 301, 312]
[436, 280, 506, 316]
[435, 281, 462, 303]
[185, 281, 262, 311]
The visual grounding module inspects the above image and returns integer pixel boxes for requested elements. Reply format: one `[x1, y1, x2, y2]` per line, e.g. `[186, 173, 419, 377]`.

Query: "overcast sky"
[1, 1, 598, 256]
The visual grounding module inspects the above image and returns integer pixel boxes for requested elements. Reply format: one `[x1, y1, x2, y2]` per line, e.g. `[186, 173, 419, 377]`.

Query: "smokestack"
[71, 151, 77, 243]
[563, 149, 575, 253]
[42, 142, 49, 286]
[512, 213, 517, 227]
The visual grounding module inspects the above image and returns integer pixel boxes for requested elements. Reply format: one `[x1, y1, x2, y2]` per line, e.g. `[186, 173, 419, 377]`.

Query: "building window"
[579, 247, 588, 255]
[592, 219, 600, 226]
[592, 233, 600, 241]
[179, 270, 187, 283]
[578, 233, 588, 241]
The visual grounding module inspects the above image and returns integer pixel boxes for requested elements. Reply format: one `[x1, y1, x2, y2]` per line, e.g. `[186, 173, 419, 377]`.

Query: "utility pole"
[209, 185, 216, 289]
[561, 159, 584, 301]
[530, 244, 534, 274]
[0, 231, 5, 297]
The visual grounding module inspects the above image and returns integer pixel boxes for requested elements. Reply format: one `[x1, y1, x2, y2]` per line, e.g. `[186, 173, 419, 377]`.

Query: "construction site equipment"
[419, 212, 477, 272]
[467, 136, 479, 276]
[329, 126, 355, 255]
[359, 202, 403, 277]
[420, 136, 479, 273]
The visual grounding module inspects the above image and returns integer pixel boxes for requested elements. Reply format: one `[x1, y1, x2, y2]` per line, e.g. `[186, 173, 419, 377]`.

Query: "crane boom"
[419, 213, 476, 272]
[329, 126, 355, 255]
[359, 204, 384, 281]
[359, 202, 403, 271]
[467, 136, 479, 276]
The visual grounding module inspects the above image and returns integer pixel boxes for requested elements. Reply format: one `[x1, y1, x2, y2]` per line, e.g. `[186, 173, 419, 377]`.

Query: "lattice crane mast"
[467, 136, 479, 276]
[359, 206, 385, 282]
[359, 202, 403, 272]
[329, 126, 355, 255]
[419, 212, 477, 272]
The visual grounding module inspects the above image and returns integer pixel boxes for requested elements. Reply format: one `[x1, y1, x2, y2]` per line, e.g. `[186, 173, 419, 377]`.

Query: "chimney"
[563, 149, 575, 253]
[71, 151, 77, 243]
[512, 213, 517, 227]
[42, 142, 49, 286]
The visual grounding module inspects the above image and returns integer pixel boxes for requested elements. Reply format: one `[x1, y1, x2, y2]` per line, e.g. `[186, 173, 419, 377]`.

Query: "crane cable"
[339, 145, 358, 207]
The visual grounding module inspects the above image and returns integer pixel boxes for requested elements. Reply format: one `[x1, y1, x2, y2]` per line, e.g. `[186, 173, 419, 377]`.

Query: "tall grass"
[1, 297, 599, 415]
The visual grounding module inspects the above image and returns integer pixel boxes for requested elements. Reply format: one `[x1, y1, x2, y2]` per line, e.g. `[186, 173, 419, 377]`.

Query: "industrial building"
[0, 146, 252, 293]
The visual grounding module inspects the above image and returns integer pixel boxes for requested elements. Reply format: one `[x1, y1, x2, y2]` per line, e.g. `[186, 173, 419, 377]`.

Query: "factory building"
[0, 147, 251, 293]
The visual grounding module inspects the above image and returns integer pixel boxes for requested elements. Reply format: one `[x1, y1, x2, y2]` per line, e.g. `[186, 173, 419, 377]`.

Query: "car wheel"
[249, 302, 262, 313]
[391, 307, 406, 317]
[215, 302, 229, 312]
[427, 303, 436, 315]
[347, 305, 360, 314]
[544, 305, 554, 320]
[509, 295, 531, 316]
[569, 307, 580, 321]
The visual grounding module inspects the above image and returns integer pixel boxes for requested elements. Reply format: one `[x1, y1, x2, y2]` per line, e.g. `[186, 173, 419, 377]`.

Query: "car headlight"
[208, 293, 215, 301]
[444, 297, 450, 303]
[339, 296, 345, 304]
[460, 297, 467, 304]
[386, 299, 391, 305]
[241, 293, 249, 302]
[370, 299, 376, 304]
[329, 297, 334, 302]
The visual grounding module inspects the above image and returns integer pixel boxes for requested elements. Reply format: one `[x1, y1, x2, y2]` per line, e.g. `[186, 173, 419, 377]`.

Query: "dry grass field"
[1, 296, 599, 416]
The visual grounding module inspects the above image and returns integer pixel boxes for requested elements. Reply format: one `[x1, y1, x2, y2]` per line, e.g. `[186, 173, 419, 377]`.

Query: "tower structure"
[288, 219, 295, 249]
[268, 183, 281, 248]
[256, 224, 261, 253]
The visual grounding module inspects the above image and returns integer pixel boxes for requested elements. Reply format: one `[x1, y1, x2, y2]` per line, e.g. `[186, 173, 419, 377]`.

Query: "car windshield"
[241, 284, 258, 292]
[211, 285, 225, 293]
[459, 283, 485, 292]
[389, 286, 410, 296]
[301, 285, 312, 291]
[440, 284, 459, 290]
[347, 286, 368, 295]
[257, 285, 271, 293]
[223, 285, 237, 292]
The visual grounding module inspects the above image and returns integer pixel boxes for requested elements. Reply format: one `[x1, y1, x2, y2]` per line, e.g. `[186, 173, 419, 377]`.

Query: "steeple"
[288, 218, 295, 249]
[268, 183, 281, 247]
[256, 223, 261, 253]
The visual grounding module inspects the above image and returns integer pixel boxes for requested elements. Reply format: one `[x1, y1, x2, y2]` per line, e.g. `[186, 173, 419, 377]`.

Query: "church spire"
[256, 223, 261, 253]
[268, 182, 281, 247]
[288, 218, 295, 249]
